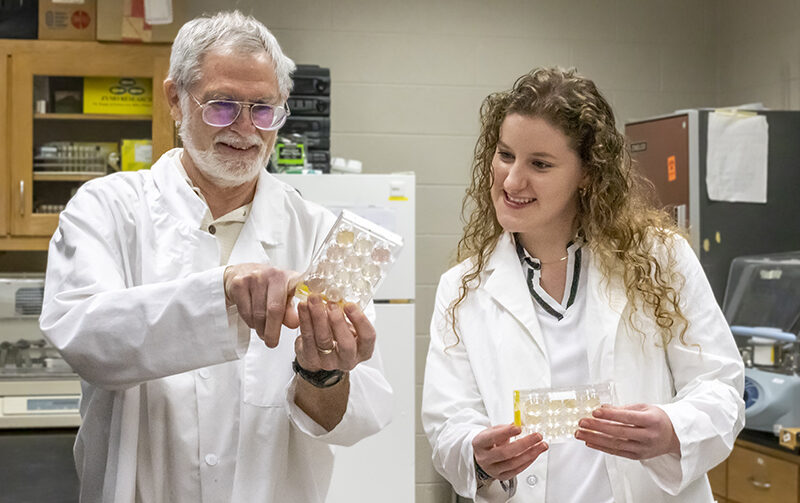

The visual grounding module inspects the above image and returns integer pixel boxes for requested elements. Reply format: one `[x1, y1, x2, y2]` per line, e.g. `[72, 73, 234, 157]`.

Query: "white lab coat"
[422, 232, 744, 502]
[40, 149, 393, 503]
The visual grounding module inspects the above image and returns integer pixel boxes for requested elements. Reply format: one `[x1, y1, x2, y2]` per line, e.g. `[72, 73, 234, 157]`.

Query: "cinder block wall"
[715, 0, 800, 109]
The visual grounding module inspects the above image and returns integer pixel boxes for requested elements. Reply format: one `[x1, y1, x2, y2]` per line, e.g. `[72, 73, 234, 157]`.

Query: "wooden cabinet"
[0, 40, 174, 250]
[709, 457, 727, 499]
[711, 439, 800, 503]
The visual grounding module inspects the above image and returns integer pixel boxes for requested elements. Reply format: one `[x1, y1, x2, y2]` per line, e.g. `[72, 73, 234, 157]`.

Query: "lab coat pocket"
[242, 327, 297, 408]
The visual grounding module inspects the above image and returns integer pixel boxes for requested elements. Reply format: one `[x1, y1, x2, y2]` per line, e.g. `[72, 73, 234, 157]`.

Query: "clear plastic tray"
[295, 209, 403, 309]
[513, 382, 614, 443]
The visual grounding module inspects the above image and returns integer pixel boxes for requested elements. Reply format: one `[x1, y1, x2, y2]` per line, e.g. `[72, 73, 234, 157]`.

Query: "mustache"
[215, 132, 263, 149]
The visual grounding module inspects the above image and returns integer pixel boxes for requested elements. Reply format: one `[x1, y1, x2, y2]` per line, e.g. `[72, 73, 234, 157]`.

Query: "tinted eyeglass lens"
[251, 105, 278, 130]
[203, 101, 240, 127]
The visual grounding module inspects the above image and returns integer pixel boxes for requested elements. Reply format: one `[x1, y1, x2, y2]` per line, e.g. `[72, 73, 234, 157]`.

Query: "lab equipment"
[272, 134, 308, 173]
[723, 251, 800, 434]
[295, 210, 403, 309]
[286, 65, 330, 172]
[513, 382, 614, 443]
[34, 141, 117, 174]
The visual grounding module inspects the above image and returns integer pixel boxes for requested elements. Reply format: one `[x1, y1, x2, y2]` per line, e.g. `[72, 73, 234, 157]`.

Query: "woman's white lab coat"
[421, 232, 744, 502]
[40, 149, 393, 503]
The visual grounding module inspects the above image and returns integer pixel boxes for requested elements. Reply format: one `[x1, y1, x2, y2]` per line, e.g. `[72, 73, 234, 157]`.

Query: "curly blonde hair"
[448, 67, 689, 347]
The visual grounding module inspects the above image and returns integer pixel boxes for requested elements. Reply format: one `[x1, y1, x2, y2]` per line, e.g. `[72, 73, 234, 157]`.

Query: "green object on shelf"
[274, 136, 306, 173]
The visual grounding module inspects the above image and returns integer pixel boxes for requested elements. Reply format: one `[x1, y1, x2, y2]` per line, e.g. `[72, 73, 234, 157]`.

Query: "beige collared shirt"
[174, 163, 252, 265]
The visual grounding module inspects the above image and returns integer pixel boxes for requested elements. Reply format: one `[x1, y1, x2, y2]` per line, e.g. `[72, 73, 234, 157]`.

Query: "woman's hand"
[575, 403, 680, 460]
[472, 424, 548, 481]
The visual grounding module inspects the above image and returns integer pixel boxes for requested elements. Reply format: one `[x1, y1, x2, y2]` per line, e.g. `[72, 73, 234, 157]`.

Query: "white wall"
[182, 1, 739, 501]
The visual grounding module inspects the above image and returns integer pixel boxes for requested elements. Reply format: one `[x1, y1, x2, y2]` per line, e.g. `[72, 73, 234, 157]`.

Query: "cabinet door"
[708, 460, 727, 499]
[727, 446, 798, 503]
[9, 45, 171, 238]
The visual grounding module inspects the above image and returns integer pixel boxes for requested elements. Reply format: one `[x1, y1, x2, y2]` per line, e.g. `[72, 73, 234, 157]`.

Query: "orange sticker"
[667, 155, 676, 182]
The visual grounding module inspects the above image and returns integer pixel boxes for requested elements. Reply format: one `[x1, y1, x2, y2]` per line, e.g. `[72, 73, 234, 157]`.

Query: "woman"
[421, 67, 744, 502]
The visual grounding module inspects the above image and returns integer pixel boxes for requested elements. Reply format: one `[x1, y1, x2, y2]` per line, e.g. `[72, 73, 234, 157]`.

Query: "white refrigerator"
[274, 173, 416, 503]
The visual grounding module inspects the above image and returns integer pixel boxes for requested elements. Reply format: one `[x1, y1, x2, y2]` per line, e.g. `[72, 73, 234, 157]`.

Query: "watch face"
[293, 359, 344, 388]
[323, 371, 344, 387]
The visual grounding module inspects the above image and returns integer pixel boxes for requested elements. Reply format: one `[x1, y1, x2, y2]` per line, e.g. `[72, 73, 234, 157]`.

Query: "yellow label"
[83, 77, 153, 115]
[121, 139, 153, 171]
[513, 390, 521, 426]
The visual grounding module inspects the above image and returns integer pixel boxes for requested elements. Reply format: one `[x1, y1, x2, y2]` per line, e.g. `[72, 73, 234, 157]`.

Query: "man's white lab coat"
[40, 149, 393, 503]
[422, 232, 744, 502]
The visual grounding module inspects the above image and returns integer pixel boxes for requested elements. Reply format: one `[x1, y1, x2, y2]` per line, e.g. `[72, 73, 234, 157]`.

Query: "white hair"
[168, 10, 296, 99]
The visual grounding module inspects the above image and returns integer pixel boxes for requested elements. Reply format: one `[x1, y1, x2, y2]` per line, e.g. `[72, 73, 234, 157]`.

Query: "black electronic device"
[306, 149, 330, 165]
[283, 116, 330, 136]
[287, 95, 330, 116]
[299, 137, 330, 151]
[292, 64, 330, 96]
[287, 65, 332, 170]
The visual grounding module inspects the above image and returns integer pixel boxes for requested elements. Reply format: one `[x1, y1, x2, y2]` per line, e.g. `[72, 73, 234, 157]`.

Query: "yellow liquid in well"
[336, 230, 355, 246]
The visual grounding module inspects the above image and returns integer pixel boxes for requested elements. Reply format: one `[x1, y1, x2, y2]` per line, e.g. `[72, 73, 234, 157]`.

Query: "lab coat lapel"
[584, 252, 627, 386]
[150, 149, 208, 229]
[149, 150, 219, 273]
[482, 233, 549, 362]
[228, 169, 287, 265]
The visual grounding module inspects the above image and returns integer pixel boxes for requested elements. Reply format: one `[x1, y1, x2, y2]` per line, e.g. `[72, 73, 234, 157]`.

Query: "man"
[39, 11, 392, 502]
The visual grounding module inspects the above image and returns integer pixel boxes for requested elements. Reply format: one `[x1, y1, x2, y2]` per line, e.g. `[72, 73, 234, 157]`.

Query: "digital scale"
[0, 378, 81, 429]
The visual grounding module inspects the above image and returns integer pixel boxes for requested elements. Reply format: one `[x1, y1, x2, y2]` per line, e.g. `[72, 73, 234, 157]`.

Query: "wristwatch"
[474, 457, 493, 484]
[292, 358, 346, 388]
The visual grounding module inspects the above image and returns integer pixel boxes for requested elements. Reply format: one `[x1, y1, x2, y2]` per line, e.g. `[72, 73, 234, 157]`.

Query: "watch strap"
[292, 358, 345, 388]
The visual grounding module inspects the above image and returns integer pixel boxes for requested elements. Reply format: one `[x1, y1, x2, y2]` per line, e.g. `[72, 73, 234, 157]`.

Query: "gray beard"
[179, 122, 268, 188]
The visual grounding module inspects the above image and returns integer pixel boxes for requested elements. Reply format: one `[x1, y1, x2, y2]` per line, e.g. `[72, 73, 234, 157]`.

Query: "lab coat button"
[208, 225, 216, 235]
[526, 474, 538, 486]
[198, 369, 210, 379]
[205, 453, 218, 466]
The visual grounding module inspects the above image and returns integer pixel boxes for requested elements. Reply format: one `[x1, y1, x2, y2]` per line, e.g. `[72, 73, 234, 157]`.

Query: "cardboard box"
[97, 0, 188, 43]
[83, 77, 153, 115]
[38, 0, 96, 41]
[121, 139, 152, 171]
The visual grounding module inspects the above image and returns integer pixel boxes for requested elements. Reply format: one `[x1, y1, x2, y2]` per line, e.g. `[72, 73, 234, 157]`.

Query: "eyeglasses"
[187, 92, 290, 131]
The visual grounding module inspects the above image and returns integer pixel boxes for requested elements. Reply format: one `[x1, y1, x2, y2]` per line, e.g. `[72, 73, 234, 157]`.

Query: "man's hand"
[223, 263, 300, 347]
[472, 424, 548, 482]
[295, 295, 376, 372]
[575, 403, 681, 460]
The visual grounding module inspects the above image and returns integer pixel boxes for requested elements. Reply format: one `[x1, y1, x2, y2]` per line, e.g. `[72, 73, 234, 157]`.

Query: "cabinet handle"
[748, 477, 771, 490]
[18, 180, 24, 217]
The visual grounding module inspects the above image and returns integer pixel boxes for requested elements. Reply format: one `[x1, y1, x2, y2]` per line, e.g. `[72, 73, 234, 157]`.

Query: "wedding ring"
[316, 340, 337, 355]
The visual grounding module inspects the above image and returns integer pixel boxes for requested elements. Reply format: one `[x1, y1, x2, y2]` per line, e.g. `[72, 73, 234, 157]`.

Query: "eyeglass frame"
[186, 91, 291, 131]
